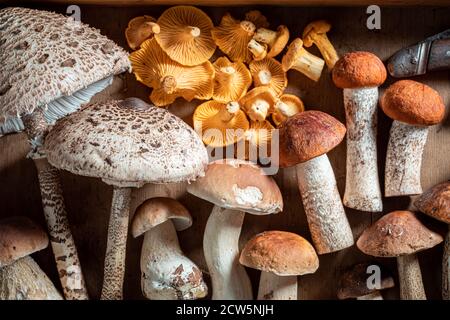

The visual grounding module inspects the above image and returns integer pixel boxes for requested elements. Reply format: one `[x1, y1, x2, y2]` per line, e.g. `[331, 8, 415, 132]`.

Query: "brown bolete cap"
[239, 231, 319, 276]
[332, 52, 387, 89]
[131, 197, 193, 238]
[0, 217, 49, 267]
[414, 181, 450, 224]
[337, 262, 395, 299]
[380, 80, 445, 126]
[186, 159, 283, 215]
[357, 210, 443, 257]
[279, 110, 346, 167]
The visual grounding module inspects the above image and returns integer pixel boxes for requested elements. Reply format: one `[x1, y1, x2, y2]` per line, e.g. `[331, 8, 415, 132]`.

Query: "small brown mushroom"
[253, 25, 289, 58]
[282, 38, 325, 81]
[249, 57, 287, 96]
[125, 15, 160, 50]
[302, 20, 339, 69]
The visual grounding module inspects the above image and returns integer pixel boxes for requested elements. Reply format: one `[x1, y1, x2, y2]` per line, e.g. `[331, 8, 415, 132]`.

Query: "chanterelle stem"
[397, 254, 426, 300]
[311, 33, 338, 69]
[443, 226, 450, 300]
[258, 271, 297, 300]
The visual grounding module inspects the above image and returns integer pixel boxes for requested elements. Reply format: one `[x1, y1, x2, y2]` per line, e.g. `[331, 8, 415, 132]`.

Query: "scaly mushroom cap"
[302, 20, 331, 47]
[193, 100, 249, 147]
[239, 231, 319, 276]
[0, 7, 130, 121]
[241, 120, 274, 160]
[357, 211, 443, 258]
[415, 181, 450, 224]
[239, 87, 277, 122]
[272, 94, 305, 127]
[131, 197, 193, 238]
[125, 15, 160, 50]
[254, 25, 290, 58]
[44, 98, 208, 188]
[245, 10, 269, 29]
[0, 217, 49, 267]
[213, 57, 252, 103]
[186, 159, 283, 215]
[130, 38, 214, 107]
[250, 58, 287, 96]
[155, 6, 215, 66]
[380, 80, 445, 126]
[332, 52, 387, 89]
[279, 110, 346, 167]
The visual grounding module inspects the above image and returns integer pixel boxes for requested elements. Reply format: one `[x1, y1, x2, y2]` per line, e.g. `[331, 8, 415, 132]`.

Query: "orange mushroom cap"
[250, 57, 287, 96]
[272, 94, 305, 127]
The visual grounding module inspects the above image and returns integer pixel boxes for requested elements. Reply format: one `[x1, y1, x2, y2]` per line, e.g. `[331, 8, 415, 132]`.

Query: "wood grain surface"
[0, 3, 449, 300]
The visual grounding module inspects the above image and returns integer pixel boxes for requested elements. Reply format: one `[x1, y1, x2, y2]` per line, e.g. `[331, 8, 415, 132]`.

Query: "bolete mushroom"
[282, 38, 325, 82]
[357, 210, 443, 300]
[332, 52, 387, 212]
[187, 159, 283, 299]
[239, 231, 319, 300]
[239, 87, 277, 122]
[380, 80, 446, 197]
[44, 98, 208, 300]
[414, 181, 450, 300]
[0, 7, 131, 300]
[0, 216, 63, 300]
[131, 197, 207, 300]
[271, 94, 304, 127]
[253, 25, 290, 58]
[279, 110, 354, 254]
[212, 57, 252, 103]
[302, 20, 339, 69]
[125, 15, 160, 50]
[130, 38, 214, 107]
[250, 58, 287, 97]
[155, 6, 215, 66]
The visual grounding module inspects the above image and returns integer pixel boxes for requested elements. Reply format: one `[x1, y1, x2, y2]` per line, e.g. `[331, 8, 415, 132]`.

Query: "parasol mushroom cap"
[125, 15, 160, 50]
[356, 210, 443, 258]
[186, 159, 283, 215]
[44, 98, 208, 188]
[272, 94, 305, 127]
[155, 6, 215, 66]
[212, 57, 252, 103]
[239, 87, 278, 122]
[131, 197, 193, 238]
[130, 38, 214, 107]
[414, 181, 450, 224]
[254, 25, 290, 58]
[302, 20, 331, 47]
[239, 231, 319, 276]
[250, 58, 287, 96]
[380, 80, 445, 126]
[0, 217, 49, 267]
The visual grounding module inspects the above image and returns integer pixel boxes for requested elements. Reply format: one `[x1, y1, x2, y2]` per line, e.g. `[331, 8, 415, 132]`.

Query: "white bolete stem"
[257, 272, 297, 300]
[343, 87, 382, 212]
[295, 154, 354, 254]
[397, 254, 426, 300]
[443, 226, 450, 300]
[356, 291, 383, 300]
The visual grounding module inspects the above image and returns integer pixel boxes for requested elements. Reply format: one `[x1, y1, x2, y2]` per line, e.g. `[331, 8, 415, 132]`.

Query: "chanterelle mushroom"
[0, 217, 63, 300]
[253, 25, 290, 58]
[250, 58, 287, 97]
[0, 7, 130, 300]
[44, 98, 208, 300]
[380, 80, 445, 197]
[357, 211, 443, 300]
[303, 20, 339, 69]
[279, 111, 354, 254]
[240, 231, 319, 300]
[282, 38, 325, 81]
[131, 198, 207, 300]
[213, 57, 252, 103]
[187, 159, 283, 300]
[236, 120, 274, 162]
[125, 15, 160, 50]
[332, 52, 387, 212]
[272, 94, 304, 127]
[248, 39, 268, 61]
[239, 87, 277, 122]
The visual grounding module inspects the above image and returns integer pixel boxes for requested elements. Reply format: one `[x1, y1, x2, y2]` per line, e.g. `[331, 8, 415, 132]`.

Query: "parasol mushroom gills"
[253, 25, 290, 58]
[0, 217, 63, 300]
[187, 160, 283, 300]
[414, 181, 450, 300]
[279, 110, 354, 254]
[357, 210, 443, 300]
[0, 7, 131, 300]
[248, 39, 268, 61]
[332, 52, 386, 212]
[237, 120, 274, 161]
[250, 58, 287, 97]
[380, 80, 446, 197]
[302, 20, 339, 69]
[272, 94, 304, 127]
[44, 98, 208, 300]
[155, 6, 215, 66]
[337, 262, 395, 300]
[131, 198, 208, 300]
[282, 38, 325, 82]
[212, 57, 252, 103]
[125, 15, 160, 50]
[239, 231, 319, 300]
[193, 100, 249, 147]
[130, 38, 214, 107]
[239, 87, 277, 122]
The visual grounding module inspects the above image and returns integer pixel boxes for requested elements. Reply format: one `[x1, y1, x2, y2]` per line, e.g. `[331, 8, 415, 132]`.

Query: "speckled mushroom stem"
[343, 87, 382, 212]
[101, 186, 132, 300]
[257, 272, 297, 300]
[356, 291, 383, 300]
[295, 154, 354, 254]
[397, 254, 426, 300]
[203, 206, 253, 300]
[385, 121, 429, 197]
[443, 226, 450, 300]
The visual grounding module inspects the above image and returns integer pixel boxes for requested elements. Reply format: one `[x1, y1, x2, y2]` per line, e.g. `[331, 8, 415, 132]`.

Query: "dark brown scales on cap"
[414, 181, 450, 224]
[279, 110, 346, 167]
[380, 80, 445, 126]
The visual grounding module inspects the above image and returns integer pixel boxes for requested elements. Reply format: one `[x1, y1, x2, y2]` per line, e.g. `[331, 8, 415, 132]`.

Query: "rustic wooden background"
[1, 3, 449, 300]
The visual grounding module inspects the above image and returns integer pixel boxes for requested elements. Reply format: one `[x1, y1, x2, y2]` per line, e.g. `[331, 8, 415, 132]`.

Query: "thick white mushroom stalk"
[397, 254, 426, 300]
[258, 272, 297, 300]
[444, 227, 450, 300]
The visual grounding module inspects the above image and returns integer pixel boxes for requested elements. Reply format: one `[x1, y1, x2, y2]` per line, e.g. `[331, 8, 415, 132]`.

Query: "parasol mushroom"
[272, 94, 304, 127]
[212, 57, 252, 103]
[332, 52, 386, 212]
[250, 58, 287, 97]
[239, 87, 277, 122]
[131, 198, 208, 300]
[253, 25, 290, 58]
[187, 159, 283, 300]
[302, 20, 339, 69]
[125, 15, 160, 50]
[0, 7, 131, 300]
[380, 80, 445, 197]
[44, 98, 208, 300]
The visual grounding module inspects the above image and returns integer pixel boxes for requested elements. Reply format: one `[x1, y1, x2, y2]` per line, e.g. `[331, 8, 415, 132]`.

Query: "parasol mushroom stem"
[444, 226, 450, 300]
[397, 254, 426, 300]
[257, 272, 297, 300]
